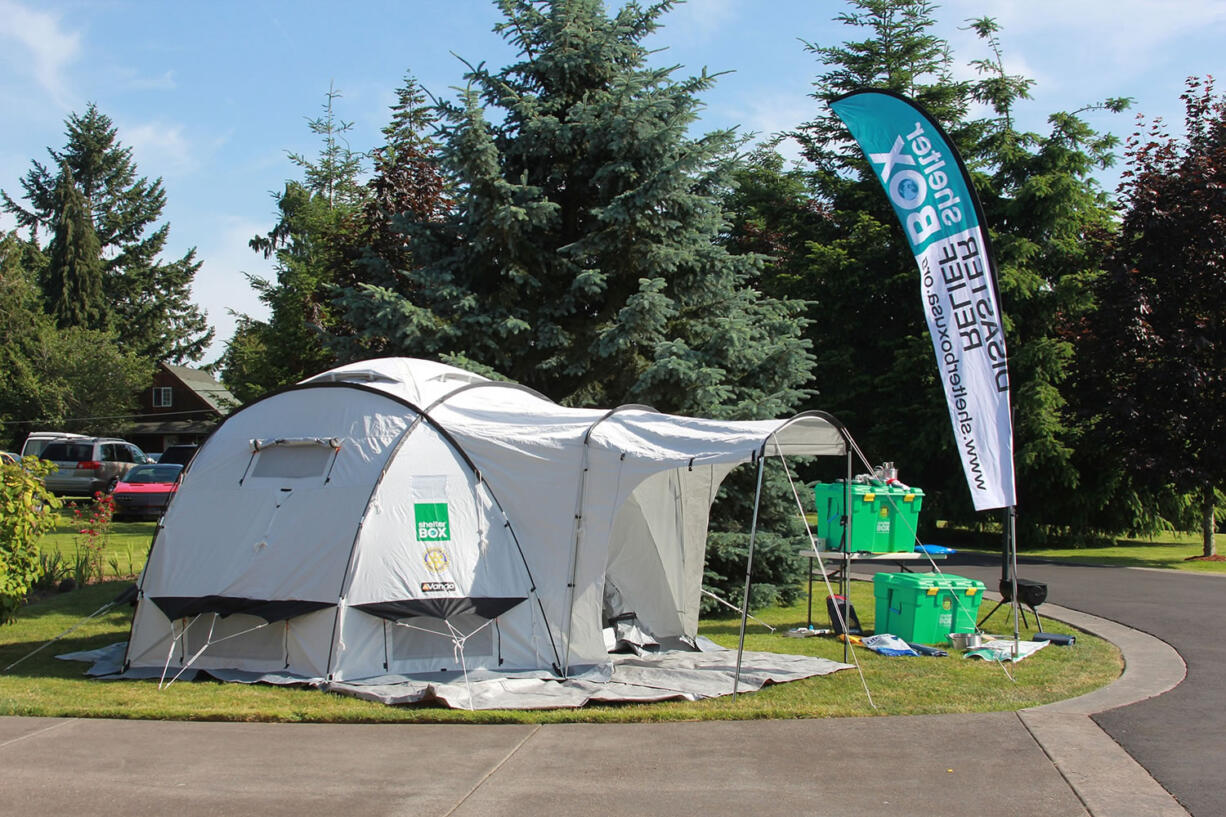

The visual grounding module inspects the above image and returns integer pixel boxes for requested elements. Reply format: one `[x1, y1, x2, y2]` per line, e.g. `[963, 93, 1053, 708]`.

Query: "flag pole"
[1009, 505, 1020, 658]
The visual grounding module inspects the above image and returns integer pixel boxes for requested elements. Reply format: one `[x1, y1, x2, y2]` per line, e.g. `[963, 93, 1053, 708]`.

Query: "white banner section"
[917, 226, 1015, 510]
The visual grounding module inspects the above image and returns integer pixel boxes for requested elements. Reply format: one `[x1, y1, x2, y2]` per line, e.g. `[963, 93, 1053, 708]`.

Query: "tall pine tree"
[330, 73, 450, 362]
[43, 165, 105, 331]
[342, 0, 815, 609]
[220, 86, 369, 402]
[346, 0, 812, 417]
[0, 232, 149, 446]
[780, 0, 1128, 538]
[785, 0, 977, 525]
[2, 104, 212, 363]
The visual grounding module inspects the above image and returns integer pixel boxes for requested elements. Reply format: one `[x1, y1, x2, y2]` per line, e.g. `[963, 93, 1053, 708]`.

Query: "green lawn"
[0, 578, 1120, 723]
[38, 503, 157, 581]
[7, 507, 1142, 721]
[47, 508, 1225, 583]
[966, 531, 1226, 573]
[807, 514, 1225, 573]
[1025, 534, 1225, 571]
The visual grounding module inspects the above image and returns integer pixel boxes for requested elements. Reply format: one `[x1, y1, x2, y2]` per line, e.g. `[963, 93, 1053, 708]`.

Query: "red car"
[111, 463, 184, 521]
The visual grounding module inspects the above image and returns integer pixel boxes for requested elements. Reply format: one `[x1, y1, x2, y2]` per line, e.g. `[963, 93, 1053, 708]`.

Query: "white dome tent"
[121, 358, 862, 708]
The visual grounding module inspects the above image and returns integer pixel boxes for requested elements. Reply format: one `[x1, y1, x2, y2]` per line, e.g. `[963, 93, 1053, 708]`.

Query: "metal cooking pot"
[948, 632, 983, 650]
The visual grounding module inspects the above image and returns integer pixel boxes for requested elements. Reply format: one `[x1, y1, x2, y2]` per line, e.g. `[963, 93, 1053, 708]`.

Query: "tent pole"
[733, 454, 767, 699]
[561, 440, 593, 677]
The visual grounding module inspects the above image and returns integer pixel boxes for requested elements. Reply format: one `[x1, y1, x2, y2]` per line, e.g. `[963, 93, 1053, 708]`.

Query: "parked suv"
[40, 437, 150, 497]
[21, 431, 89, 459]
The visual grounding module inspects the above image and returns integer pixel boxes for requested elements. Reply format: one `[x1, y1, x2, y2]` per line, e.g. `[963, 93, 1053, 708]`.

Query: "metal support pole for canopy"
[842, 449, 852, 663]
[732, 454, 767, 699]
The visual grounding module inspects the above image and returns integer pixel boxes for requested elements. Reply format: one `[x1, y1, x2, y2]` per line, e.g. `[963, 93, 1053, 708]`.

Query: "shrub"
[72, 491, 115, 583]
[32, 550, 68, 592]
[703, 531, 804, 615]
[0, 457, 61, 622]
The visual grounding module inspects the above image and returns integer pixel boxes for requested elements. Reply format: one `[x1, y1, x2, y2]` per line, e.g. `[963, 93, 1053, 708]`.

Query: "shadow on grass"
[1029, 555, 1179, 570]
[0, 631, 128, 680]
[1, 582, 135, 680]
[945, 551, 1166, 572]
[10, 582, 136, 621]
[698, 620, 830, 639]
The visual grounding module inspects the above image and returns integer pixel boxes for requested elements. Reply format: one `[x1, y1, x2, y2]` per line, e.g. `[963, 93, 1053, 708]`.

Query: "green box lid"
[872, 572, 984, 591]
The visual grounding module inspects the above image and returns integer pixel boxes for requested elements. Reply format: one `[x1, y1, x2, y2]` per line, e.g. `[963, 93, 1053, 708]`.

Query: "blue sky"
[2, 0, 1224, 363]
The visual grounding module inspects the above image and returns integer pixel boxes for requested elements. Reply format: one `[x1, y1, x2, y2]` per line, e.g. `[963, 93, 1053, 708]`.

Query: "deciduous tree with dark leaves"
[1086, 77, 1226, 557]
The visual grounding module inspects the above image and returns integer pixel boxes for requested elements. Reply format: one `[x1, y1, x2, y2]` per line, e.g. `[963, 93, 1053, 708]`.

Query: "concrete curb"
[1023, 600, 1186, 715]
[998, 596, 1190, 817]
[848, 573, 1192, 816]
[1019, 712, 1190, 817]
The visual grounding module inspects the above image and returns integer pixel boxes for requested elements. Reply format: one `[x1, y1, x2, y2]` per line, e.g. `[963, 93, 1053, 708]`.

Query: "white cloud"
[947, 0, 1226, 42]
[120, 120, 197, 178]
[0, 0, 80, 109]
[655, 0, 738, 46]
[721, 90, 813, 164]
[124, 69, 177, 92]
[189, 215, 274, 364]
[734, 90, 811, 137]
[939, 0, 1226, 80]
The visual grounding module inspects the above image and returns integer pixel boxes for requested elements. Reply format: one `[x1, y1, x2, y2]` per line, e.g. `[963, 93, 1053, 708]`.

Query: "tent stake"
[733, 454, 767, 699]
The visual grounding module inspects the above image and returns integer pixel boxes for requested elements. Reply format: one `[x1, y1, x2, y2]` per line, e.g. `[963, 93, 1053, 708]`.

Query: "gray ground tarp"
[60, 641, 852, 710]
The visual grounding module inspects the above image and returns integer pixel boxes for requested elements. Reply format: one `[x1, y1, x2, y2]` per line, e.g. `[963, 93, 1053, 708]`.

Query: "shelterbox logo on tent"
[415, 502, 451, 541]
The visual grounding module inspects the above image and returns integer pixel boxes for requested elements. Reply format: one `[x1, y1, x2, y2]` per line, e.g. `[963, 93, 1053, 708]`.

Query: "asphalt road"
[932, 552, 1224, 817]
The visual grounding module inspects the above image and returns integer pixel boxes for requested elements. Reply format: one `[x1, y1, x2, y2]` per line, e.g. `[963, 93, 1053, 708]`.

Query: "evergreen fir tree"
[0, 232, 149, 445]
[330, 72, 450, 362]
[220, 86, 369, 401]
[347, 0, 812, 418]
[342, 0, 815, 609]
[43, 165, 105, 331]
[2, 104, 212, 362]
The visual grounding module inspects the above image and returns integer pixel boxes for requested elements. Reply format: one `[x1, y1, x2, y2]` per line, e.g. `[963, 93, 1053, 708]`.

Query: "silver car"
[40, 438, 150, 497]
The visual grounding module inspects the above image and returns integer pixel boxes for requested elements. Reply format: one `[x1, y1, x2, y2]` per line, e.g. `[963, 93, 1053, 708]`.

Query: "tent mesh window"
[390, 615, 495, 667]
[251, 445, 334, 479]
[181, 613, 285, 662]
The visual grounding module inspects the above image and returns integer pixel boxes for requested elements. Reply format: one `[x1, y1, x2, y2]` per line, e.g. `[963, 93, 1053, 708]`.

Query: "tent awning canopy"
[310, 358, 852, 466]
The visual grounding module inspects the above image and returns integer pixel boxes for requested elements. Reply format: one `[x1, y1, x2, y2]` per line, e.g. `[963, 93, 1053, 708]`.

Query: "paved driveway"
[935, 553, 1224, 817]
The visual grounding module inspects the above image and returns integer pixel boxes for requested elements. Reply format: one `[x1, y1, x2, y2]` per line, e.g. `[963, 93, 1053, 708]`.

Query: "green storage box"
[813, 482, 922, 553]
[887, 486, 925, 552]
[873, 572, 984, 644]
